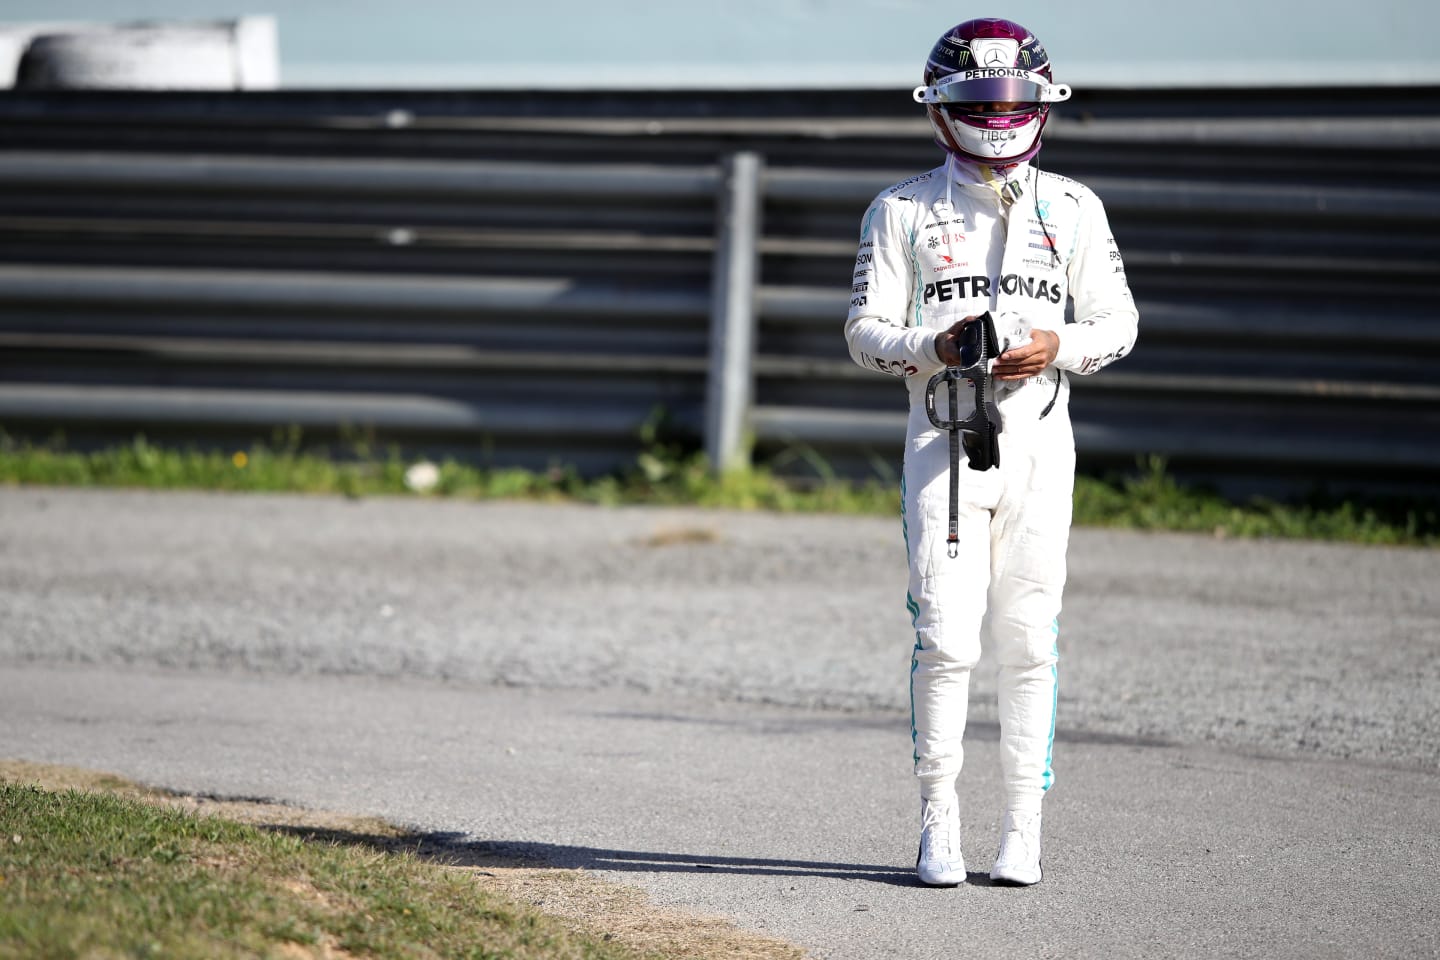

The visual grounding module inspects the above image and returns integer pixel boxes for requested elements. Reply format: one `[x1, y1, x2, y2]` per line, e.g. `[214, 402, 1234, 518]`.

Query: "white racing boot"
[916, 797, 967, 886]
[990, 809, 1043, 886]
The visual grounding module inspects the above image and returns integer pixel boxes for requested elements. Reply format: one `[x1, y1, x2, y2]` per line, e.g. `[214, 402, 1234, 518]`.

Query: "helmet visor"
[914, 69, 1071, 106]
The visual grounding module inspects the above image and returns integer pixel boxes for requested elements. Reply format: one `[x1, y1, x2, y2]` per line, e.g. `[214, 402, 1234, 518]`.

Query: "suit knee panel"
[991, 618, 1061, 669]
[913, 637, 982, 671]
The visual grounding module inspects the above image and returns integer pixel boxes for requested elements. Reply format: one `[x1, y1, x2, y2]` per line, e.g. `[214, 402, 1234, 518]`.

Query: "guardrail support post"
[705, 151, 763, 474]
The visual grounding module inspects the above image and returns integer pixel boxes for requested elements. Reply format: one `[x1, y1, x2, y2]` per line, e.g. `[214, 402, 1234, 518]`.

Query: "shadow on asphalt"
[445, 842, 1019, 889]
[252, 722, 1172, 891]
[466, 841, 921, 886]
[265, 823, 935, 887]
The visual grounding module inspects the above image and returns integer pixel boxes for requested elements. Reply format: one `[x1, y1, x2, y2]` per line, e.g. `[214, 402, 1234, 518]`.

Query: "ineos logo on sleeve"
[862, 353, 918, 378]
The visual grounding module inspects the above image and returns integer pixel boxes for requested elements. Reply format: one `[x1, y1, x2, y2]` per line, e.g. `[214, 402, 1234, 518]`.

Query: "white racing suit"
[844, 157, 1138, 811]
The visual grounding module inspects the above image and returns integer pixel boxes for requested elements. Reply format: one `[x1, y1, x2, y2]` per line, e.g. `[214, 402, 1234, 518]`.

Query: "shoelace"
[921, 802, 958, 858]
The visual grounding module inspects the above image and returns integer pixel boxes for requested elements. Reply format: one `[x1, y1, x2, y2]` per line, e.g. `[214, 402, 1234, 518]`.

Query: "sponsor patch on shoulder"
[883, 172, 933, 197]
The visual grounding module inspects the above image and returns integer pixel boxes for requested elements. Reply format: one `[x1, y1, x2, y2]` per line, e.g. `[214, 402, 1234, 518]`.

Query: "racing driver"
[843, 17, 1139, 886]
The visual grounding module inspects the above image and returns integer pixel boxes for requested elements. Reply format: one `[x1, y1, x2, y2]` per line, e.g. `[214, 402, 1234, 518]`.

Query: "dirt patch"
[461, 863, 804, 960]
[275, 937, 360, 960]
[1, 759, 806, 960]
[636, 525, 722, 547]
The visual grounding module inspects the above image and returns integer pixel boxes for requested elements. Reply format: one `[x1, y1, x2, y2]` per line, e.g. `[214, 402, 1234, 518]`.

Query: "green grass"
[0, 432, 896, 515]
[1073, 455, 1438, 546]
[0, 783, 649, 960]
[0, 433, 1435, 546]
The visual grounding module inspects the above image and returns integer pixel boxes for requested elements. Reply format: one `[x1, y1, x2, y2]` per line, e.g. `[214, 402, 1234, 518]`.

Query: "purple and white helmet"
[913, 18, 1072, 165]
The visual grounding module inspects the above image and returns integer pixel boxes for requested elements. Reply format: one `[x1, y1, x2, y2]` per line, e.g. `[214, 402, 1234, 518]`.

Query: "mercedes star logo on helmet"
[970, 38, 1019, 69]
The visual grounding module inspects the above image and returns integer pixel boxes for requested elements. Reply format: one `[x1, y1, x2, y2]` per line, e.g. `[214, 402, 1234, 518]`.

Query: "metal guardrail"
[1, 88, 1438, 492]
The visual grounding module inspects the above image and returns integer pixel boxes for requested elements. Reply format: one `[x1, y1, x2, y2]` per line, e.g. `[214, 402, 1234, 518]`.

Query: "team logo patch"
[970, 37, 1019, 68]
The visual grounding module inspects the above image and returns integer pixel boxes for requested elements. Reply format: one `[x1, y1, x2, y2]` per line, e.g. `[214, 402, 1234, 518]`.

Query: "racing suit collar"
[949, 156, 1031, 187]
[942, 154, 1032, 211]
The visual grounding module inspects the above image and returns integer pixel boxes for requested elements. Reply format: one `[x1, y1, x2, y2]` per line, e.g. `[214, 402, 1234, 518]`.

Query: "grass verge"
[0, 761, 804, 960]
[0, 433, 1435, 546]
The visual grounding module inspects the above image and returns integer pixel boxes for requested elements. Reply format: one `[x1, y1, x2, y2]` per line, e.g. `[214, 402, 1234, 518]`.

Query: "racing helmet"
[913, 18, 1071, 165]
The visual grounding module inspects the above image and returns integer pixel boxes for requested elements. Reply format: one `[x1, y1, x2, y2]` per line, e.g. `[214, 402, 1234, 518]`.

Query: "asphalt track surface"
[2, 488, 1438, 958]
